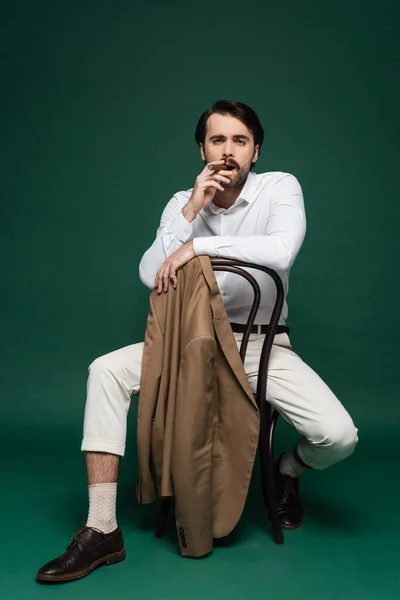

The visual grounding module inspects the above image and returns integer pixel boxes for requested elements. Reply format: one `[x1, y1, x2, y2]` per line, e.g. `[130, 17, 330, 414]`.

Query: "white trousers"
[81, 333, 358, 470]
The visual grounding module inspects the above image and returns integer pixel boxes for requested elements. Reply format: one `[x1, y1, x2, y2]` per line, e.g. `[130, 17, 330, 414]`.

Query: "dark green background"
[1, 1, 399, 598]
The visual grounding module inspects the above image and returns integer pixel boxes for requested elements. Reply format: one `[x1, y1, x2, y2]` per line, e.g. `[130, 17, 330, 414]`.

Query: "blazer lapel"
[198, 256, 258, 411]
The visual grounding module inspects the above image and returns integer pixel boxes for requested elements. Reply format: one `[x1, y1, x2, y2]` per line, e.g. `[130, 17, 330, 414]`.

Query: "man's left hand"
[154, 241, 196, 293]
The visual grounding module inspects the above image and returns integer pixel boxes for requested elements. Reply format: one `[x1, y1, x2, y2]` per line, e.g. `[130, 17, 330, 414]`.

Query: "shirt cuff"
[169, 210, 193, 242]
[193, 236, 220, 256]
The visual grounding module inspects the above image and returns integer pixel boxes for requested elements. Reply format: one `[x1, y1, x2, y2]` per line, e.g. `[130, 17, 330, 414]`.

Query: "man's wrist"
[182, 202, 198, 223]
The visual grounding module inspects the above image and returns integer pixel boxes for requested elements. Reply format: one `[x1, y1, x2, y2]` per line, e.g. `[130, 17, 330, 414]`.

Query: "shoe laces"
[280, 474, 298, 506]
[67, 525, 104, 556]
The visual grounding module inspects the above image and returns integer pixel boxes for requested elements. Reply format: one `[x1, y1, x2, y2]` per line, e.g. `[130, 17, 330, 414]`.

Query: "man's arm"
[140, 161, 232, 289]
[192, 175, 306, 271]
[139, 195, 194, 289]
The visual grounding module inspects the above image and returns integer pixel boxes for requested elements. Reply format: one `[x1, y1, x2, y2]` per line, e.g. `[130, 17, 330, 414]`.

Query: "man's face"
[200, 113, 259, 189]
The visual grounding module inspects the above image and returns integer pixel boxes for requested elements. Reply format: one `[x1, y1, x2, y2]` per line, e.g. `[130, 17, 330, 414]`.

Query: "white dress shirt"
[139, 171, 306, 326]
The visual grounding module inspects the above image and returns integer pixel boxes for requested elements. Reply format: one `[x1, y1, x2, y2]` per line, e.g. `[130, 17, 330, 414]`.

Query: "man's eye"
[237, 140, 245, 145]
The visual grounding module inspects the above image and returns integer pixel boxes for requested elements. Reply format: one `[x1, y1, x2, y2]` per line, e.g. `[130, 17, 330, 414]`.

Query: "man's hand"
[154, 241, 196, 293]
[182, 160, 231, 222]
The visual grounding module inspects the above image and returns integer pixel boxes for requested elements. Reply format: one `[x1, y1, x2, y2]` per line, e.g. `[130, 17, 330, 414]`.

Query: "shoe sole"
[36, 548, 126, 583]
[268, 513, 303, 530]
[281, 521, 302, 530]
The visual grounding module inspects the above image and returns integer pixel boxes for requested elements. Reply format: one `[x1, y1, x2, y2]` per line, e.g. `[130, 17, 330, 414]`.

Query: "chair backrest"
[210, 258, 284, 408]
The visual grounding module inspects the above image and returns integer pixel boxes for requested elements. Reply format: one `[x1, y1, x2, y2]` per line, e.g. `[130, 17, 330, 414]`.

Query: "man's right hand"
[182, 160, 231, 222]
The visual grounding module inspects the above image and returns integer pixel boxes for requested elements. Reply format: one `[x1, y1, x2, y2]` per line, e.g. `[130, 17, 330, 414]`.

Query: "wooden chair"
[154, 257, 286, 545]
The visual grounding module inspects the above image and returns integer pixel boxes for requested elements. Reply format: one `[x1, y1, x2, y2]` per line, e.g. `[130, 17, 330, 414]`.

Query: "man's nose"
[222, 141, 234, 157]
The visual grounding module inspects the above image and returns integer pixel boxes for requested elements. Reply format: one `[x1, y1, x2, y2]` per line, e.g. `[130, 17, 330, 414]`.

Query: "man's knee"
[312, 418, 359, 460]
[332, 422, 358, 458]
[88, 354, 118, 378]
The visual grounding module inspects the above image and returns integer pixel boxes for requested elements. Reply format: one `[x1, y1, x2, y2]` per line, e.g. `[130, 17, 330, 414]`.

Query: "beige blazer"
[136, 256, 260, 557]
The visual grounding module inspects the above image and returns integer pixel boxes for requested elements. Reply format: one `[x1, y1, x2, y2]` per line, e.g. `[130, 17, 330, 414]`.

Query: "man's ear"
[252, 144, 260, 164]
[199, 143, 206, 162]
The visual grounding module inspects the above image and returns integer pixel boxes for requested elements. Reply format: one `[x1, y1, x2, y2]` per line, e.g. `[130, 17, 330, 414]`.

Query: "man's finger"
[157, 265, 167, 293]
[170, 265, 177, 289]
[155, 264, 165, 290]
[154, 268, 161, 289]
[158, 270, 165, 293]
[162, 265, 171, 293]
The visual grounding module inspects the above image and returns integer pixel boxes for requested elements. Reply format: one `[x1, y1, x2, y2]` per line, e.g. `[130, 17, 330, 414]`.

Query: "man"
[36, 100, 358, 583]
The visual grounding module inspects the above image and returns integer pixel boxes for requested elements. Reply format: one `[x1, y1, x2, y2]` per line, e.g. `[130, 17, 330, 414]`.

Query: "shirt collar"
[209, 171, 257, 214]
[237, 170, 256, 204]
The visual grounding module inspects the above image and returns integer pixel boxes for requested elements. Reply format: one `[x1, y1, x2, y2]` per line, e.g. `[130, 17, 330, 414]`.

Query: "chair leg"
[259, 405, 284, 545]
[268, 410, 284, 544]
[154, 498, 171, 538]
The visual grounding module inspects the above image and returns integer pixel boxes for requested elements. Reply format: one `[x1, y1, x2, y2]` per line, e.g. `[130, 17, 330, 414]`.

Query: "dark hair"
[194, 100, 264, 154]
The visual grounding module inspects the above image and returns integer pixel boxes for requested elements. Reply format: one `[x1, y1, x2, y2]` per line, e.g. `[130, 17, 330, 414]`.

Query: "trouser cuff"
[81, 437, 126, 457]
[294, 443, 312, 469]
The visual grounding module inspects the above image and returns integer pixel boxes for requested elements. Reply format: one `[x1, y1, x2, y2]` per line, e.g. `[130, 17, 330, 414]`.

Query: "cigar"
[207, 163, 235, 171]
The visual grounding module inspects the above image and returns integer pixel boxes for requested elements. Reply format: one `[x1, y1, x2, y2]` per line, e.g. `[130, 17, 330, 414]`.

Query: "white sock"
[279, 450, 306, 478]
[86, 483, 118, 534]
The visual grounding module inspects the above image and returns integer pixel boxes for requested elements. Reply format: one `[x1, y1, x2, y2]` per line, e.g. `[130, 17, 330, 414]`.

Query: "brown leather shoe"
[36, 526, 126, 583]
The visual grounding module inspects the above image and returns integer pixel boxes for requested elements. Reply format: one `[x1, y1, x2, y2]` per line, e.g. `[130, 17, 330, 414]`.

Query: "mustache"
[224, 160, 240, 170]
